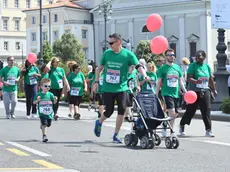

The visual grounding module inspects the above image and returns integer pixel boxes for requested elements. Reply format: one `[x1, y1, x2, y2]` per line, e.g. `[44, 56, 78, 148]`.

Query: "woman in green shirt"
[49, 57, 70, 120]
[67, 64, 87, 119]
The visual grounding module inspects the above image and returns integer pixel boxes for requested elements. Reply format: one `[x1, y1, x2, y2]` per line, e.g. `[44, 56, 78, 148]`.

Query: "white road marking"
[201, 140, 230, 147]
[0, 142, 4, 146]
[6, 141, 51, 157]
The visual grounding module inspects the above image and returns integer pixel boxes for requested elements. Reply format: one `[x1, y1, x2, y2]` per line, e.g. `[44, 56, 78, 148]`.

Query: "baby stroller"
[124, 78, 179, 149]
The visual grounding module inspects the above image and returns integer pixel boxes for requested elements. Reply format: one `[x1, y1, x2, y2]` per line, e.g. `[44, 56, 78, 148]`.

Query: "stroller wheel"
[165, 137, 172, 149]
[140, 136, 149, 149]
[171, 137, 179, 149]
[154, 134, 161, 146]
[124, 134, 132, 146]
[131, 134, 138, 146]
[148, 136, 155, 149]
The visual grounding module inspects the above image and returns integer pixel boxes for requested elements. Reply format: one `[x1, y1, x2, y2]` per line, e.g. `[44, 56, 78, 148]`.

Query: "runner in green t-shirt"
[139, 63, 157, 93]
[67, 64, 87, 120]
[179, 50, 217, 137]
[93, 33, 149, 143]
[34, 78, 57, 142]
[156, 49, 187, 136]
[0, 56, 20, 119]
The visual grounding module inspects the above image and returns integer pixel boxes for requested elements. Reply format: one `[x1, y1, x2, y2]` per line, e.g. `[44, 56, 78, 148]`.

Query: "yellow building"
[0, 0, 59, 64]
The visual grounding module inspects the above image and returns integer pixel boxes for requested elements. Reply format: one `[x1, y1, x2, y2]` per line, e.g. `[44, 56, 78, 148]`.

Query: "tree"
[135, 40, 159, 63]
[52, 33, 85, 63]
[43, 41, 52, 64]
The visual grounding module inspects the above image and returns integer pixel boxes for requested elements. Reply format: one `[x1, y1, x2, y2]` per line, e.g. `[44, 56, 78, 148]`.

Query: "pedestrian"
[139, 62, 157, 92]
[86, 65, 96, 111]
[33, 78, 57, 142]
[0, 56, 20, 119]
[156, 55, 165, 71]
[124, 65, 139, 122]
[156, 49, 187, 137]
[179, 50, 217, 137]
[67, 64, 87, 119]
[93, 33, 149, 143]
[21, 60, 41, 119]
[49, 57, 70, 120]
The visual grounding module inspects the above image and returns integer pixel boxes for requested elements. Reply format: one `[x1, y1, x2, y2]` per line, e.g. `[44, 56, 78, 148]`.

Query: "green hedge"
[221, 98, 230, 114]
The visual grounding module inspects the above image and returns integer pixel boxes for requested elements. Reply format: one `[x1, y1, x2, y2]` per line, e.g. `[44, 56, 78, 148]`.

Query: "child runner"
[33, 78, 57, 142]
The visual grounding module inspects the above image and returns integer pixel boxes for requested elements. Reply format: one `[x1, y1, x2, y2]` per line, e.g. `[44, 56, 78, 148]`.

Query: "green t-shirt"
[34, 91, 54, 119]
[100, 48, 139, 93]
[87, 72, 95, 88]
[24, 66, 40, 85]
[39, 72, 49, 81]
[156, 64, 164, 77]
[67, 72, 85, 96]
[49, 67, 65, 89]
[127, 70, 138, 94]
[0, 66, 20, 92]
[158, 64, 182, 98]
[140, 72, 157, 93]
[98, 73, 104, 94]
[187, 62, 211, 91]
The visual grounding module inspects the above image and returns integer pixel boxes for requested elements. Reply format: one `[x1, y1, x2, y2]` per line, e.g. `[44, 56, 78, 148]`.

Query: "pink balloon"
[0, 82, 3, 87]
[184, 91, 197, 104]
[27, 52, 37, 64]
[150, 36, 168, 54]
[146, 14, 162, 32]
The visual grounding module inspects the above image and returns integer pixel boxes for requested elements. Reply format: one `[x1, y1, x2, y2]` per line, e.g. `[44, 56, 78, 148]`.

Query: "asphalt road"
[0, 102, 230, 172]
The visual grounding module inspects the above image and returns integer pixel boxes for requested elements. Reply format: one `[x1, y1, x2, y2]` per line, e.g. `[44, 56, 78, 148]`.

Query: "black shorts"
[40, 116, 52, 127]
[69, 96, 82, 106]
[126, 93, 133, 107]
[162, 96, 179, 113]
[96, 93, 104, 105]
[103, 92, 127, 118]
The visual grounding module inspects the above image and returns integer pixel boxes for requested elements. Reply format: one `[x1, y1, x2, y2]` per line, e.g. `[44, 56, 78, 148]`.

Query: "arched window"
[141, 25, 149, 33]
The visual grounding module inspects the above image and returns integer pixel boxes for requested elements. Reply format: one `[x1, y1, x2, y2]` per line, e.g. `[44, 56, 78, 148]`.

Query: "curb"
[18, 99, 230, 122]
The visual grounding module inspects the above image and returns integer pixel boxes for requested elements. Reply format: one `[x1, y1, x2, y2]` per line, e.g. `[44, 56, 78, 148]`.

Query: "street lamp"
[98, 0, 113, 51]
[39, 0, 43, 65]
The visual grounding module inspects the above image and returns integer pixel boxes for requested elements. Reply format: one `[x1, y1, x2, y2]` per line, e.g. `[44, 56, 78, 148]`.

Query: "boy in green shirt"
[33, 78, 57, 142]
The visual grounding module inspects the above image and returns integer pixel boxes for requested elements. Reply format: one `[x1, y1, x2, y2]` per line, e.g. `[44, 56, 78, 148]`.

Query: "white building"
[90, 0, 230, 70]
[23, 0, 95, 62]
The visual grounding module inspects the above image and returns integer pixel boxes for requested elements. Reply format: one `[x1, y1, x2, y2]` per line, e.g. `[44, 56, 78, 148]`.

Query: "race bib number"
[106, 69, 120, 84]
[167, 75, 178, 88]
[70, 87, 80, 96]
[196, 77, 209, 88]
[147, 81, 155, 90]
[58, 79, 63, 88]
[7, 76, 16, 86]
[29, 76, 37, 85]
[39, 101, 53, 115]
[129, 80, 135, 90]
[99, 76, 103, 86]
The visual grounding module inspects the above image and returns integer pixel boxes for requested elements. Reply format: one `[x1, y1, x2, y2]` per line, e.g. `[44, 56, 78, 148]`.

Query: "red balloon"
[184, 91, 197, 104]
[150, 36, 168, 54]
[27, 52, 37, 64]
[146, 14, 162, 32]
[0, 82, 3, 87]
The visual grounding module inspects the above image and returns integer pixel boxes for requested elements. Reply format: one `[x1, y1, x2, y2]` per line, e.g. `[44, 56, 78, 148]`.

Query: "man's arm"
[180, 78, 187, 93]
[209, 75, 217, 96]
[156, 78, 162, 97]
[94, 65, 104, 82]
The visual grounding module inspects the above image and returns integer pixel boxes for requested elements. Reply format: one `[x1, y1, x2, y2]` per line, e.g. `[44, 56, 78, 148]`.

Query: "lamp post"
[212, 28, 229, 110]
[98, 0, 113, 51]
[39, 0, 43, 65]
[21, 42, 24, 64]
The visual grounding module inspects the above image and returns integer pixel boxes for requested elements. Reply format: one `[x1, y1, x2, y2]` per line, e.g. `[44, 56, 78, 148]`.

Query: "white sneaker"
[88, 105, 91, 111]
[6, 115, 11, 119]
[179, 125, 186, 136]
[32, 114, 37, 119]
[205, 130, 215, 137]
[27, 115, 31, 119]
[11, 115, 16, 119]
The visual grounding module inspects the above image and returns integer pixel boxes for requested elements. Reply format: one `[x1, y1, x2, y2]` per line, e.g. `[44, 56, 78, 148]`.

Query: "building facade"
[90, 0, 230, 70]
[24, 0, 94, 62]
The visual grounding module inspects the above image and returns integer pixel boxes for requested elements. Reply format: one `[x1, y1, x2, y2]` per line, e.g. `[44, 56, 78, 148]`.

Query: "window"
[42, 32, 47, 41]
[14, 0, 19, 8]
[53, 31, 58, 40]
[54, 14, 58, 22]
[4, 42, 8, 51]
[3, 19, 8, 31]
[31, 32, 36, 41]
[3, 0, 8, 7]
[26, 0, 31, 8]
[42, 15, 47, 23]
[32, 16, 36, 24]
[82, 30, 88, 39]
[15, 42, 20, 50]
[15, 20, 20, 31]
[83, 48, 88, 59]
[141, 25, 149, 33]
[190, 42, 197, 57]
[169, 43, 177, 57]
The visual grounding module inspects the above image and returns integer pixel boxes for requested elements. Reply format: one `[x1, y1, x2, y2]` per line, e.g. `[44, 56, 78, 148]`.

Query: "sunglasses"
[157, 60, 162, 62]
[109, 41, 117, 45]
[43, 85, 51, 88]
[8, 59, 14, 61]
[166, 54, 175, 57]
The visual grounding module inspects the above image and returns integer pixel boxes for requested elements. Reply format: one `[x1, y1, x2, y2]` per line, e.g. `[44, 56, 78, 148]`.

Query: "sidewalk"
[18, 98, 230, 122]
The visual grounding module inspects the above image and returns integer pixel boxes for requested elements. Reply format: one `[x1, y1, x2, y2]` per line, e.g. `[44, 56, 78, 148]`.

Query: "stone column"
[179, 14, 185, 62]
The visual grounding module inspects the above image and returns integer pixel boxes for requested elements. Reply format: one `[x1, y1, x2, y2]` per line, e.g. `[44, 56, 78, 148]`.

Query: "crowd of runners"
[0, 33, 217, 143]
